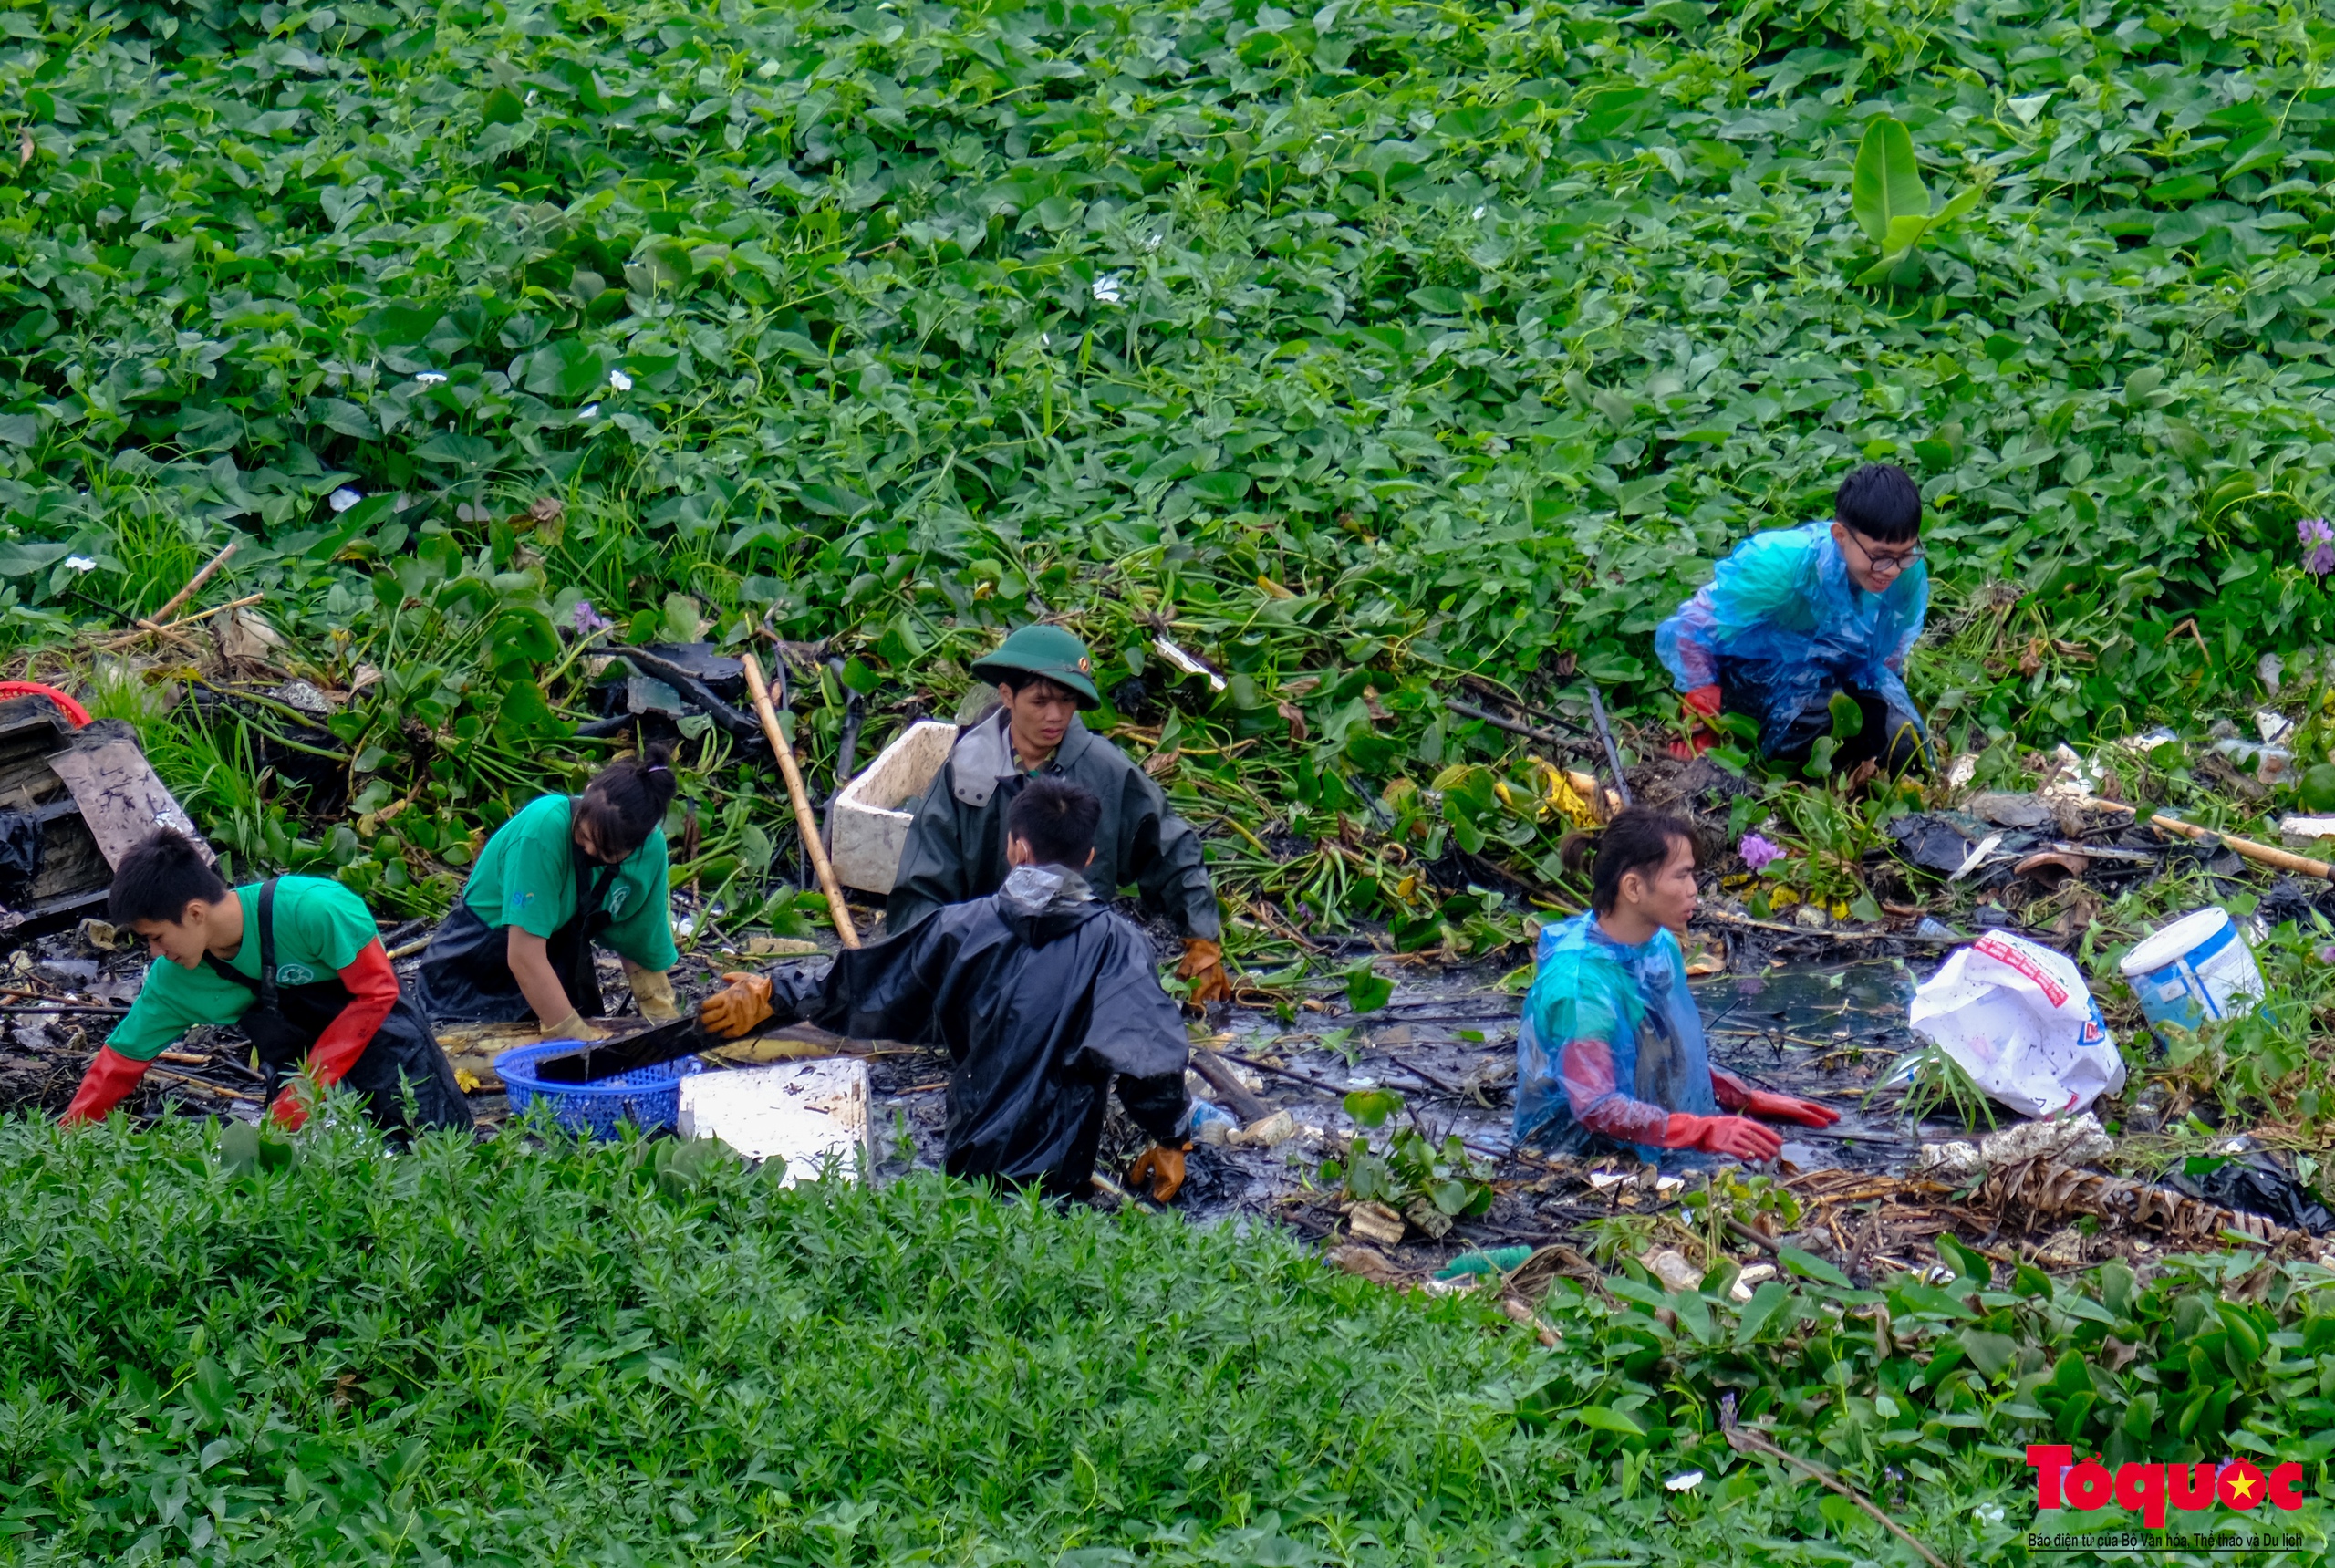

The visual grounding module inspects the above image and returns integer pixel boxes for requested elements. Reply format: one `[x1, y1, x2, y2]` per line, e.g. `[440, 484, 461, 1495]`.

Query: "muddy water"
[867, 956, 1969, 1232]
[5, 912, 1968, 1245]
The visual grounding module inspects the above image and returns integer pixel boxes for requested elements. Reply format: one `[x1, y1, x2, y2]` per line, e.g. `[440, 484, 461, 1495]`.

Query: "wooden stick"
[146, 1064, 263, 1105]
[140, 543, 237, 629]
[1189, 1046, 1276, 1123]
[2145, 811, 2334, 881]
[101, 593, 266, 649]
[1583, 680, 1634, 810]
[1445, 697, 1591, 750]
[740, 652, 860, 949]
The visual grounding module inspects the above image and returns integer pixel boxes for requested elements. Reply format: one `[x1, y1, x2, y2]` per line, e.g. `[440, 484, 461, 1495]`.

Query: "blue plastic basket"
[493, 1039, 706, 1139]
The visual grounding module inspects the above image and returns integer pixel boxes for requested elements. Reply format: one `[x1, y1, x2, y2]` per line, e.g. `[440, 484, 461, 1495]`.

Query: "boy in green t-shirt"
[62, 829, 472, 1133]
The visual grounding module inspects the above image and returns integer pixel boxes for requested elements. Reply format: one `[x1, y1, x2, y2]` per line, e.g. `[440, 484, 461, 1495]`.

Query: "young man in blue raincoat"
[1656, 463, 1929, 772]
[1516, 809, 1837, 1166]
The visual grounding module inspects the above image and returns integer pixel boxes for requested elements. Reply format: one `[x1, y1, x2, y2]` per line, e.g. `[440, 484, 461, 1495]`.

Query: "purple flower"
[1739, 833, 1785, 872]
[572, 599, 611, 636]
[2302, 520, 2335, 580]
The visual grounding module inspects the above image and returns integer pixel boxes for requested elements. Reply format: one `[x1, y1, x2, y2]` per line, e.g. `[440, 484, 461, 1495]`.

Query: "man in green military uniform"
[887, 625, 1232, 1002]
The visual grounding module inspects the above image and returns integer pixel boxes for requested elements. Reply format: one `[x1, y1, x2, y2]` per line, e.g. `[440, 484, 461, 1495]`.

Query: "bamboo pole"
[2143, 810, 2334, 881]
[739, 652, 860, 948]
[140, 542, 237, 628]
[100, 592, 265, 650]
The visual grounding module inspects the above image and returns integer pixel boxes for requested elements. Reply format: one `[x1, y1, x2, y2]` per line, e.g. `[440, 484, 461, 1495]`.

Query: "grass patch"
[7, 1113, 2335, 1563]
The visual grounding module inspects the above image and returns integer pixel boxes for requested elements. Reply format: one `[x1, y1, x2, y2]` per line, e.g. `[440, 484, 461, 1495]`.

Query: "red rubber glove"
[1663, 1112, 1782, 1162]
[271, 940, 400, 1131]
[1670, 684, 1724, 760]
[1743, 1088, 1840, 1128]
[61, 1045, 151, 1127]
[1712, 1068, 1840, 1129]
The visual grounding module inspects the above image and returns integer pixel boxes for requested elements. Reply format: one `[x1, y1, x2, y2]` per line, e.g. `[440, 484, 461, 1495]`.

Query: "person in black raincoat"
[702, 776, 1193, 1200]
[884, 624, 1231, 1005]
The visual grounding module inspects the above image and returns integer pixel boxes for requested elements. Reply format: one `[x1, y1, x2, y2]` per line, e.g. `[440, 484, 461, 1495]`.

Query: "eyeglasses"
[1839, 530, 1925, 576]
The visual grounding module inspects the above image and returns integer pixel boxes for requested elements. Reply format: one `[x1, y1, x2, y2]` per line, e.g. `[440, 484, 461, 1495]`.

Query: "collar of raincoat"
[999, 863, 1095, 917]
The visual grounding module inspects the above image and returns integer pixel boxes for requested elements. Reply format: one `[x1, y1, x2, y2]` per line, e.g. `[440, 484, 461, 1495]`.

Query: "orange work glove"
[1176, 938, 1233, 1004]
[1669, 684, 1724, 761]
[700, 972, 774, 1039]
[1127, 1142, 1191, 1201]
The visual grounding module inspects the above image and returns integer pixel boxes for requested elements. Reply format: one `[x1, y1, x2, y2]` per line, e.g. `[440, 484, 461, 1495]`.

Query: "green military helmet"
[969, 623, 1102, 710]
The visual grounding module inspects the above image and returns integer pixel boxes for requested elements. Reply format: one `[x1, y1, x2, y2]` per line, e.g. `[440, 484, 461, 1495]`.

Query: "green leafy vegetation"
[1322, 1084, 1497, 1224]
[6, 0, 2335, 940]
[3, 1113, 2331, 1563]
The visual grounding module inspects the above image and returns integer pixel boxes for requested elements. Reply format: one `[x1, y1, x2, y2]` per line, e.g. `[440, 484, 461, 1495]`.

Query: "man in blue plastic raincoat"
[1655, 463, 1929, 773]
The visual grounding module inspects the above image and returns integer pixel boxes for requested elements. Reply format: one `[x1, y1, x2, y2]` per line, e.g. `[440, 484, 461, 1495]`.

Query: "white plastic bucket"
[2118, 908, 2264, 1038]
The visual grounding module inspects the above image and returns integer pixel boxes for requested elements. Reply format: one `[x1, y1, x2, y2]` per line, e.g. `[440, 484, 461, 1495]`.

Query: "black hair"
[574, 741, 678, 857]
[1558, 807, 1696, 915]
[1007, 776, 1101, 867]
[109, 826, 228, 927]
[1833, 462, 1922, 545]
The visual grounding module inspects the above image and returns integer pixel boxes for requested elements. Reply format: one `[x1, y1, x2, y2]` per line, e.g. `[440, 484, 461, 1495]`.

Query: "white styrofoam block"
[826, 720, 958, 893]
[676, 1058, 873, 1183]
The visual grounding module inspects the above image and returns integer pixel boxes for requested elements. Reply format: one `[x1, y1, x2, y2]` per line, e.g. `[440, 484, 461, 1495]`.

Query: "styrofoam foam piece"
[676, 1059, 873, 1183]
[825, 720, 957, 893]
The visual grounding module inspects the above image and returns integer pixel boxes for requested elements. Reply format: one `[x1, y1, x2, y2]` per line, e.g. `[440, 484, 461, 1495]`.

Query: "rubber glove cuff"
[61, 1045, 150, 1127]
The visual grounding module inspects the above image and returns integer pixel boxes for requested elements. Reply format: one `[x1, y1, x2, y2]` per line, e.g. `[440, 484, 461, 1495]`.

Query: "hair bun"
[1557, 828, 1603, 876]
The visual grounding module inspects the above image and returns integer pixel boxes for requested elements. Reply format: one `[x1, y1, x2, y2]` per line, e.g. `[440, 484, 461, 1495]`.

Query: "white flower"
[1143, 233, 1163, 252]
[1976, 1503, 2005, 1525]
[1664, 1470, 1703, 1492]
[579, 403, 600, 419]
[1091, 273, 1125, 305]
[414, 371, 447, 385]
[62, 556, 95, 573]
[1472, 205, 1486, 220]
[328, 486, 363, 513]
[608, 369, 634, 391]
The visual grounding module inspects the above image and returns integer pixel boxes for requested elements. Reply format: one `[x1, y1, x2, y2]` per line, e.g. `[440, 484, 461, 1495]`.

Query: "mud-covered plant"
[1319, 1087, 1494, 1226]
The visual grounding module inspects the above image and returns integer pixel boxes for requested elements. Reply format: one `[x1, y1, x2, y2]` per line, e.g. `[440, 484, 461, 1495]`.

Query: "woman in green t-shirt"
[415, 747, 681, 1038]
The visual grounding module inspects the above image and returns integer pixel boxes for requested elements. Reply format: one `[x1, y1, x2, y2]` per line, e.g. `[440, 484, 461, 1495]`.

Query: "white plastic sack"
[1906, 931, 2126, 1118]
